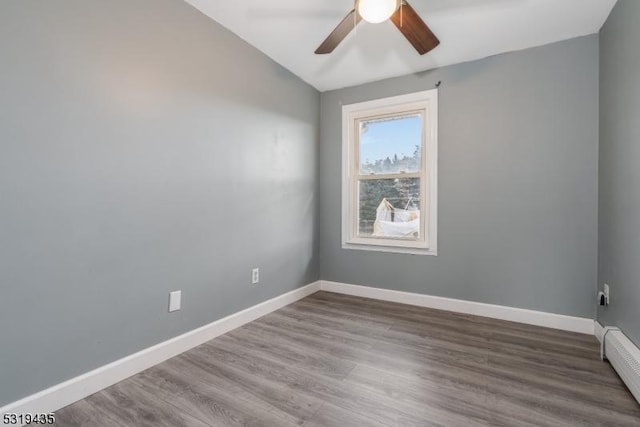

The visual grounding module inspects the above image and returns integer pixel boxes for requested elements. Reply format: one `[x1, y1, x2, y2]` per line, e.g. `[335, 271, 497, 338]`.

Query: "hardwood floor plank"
[344, 364, 493, 426]
[309, 292, 598, 349]
[222, 326, 357, 379]
[249, 316, 490, 386]
[52, 398, 124, 427]
[196, 340, 440, 426]
[487, 382, 640, 427]
[130, 363, 301, 427]
[176, 348, 324, 423]
[487, 353, 639, 414]
[301, 402, 389, 427]
[276, 305, 492, 359]
[86, 380, 209, 427]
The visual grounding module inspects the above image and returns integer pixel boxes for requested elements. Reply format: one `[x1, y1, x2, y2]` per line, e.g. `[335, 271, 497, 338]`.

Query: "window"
[342, 90, 438, 255]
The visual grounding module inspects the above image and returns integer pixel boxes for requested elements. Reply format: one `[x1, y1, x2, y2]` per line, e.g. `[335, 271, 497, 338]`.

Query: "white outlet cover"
[169, 290, 182, 312]
[252, 268, 259, 284]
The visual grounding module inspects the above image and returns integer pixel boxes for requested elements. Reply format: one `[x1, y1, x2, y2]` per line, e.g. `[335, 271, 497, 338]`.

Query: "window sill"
[342, 241, 438, 256]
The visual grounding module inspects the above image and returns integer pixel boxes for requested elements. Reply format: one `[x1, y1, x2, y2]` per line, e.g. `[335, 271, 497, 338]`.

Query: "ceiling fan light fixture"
[357, 0, 400, 24]
[315, 0, 439, 55]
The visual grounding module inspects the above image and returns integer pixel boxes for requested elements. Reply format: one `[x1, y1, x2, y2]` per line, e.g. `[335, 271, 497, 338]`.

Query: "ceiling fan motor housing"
[357, 0, 400, 24]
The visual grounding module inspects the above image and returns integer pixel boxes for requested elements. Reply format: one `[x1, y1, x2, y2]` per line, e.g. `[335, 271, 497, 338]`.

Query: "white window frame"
[341, 89, 438, 256]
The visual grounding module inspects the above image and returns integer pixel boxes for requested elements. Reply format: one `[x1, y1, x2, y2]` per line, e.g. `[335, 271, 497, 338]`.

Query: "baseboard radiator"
[602, 327, 640, 404]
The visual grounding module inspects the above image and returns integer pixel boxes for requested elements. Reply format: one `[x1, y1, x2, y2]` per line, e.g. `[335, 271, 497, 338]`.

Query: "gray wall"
[320, 36, 599, 319]
[0, 0, 319, 405]
[598, 0, 640, 346]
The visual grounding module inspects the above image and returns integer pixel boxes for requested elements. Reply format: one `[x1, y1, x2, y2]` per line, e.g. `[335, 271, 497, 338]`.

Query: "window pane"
[358, 178, 421, 239]
[360, 114, 422, 175]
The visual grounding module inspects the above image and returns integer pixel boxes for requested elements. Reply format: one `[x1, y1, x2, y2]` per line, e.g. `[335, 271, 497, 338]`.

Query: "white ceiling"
[185, 0, 616, 92]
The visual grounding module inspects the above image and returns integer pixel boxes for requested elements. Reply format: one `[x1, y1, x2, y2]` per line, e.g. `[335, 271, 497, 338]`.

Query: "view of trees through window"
[357, 114, 422, 238]
[358, 178, 420, 236]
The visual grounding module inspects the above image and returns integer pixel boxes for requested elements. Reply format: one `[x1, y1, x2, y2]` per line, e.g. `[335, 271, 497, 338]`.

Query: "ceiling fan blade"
[390, 1, 440, 55]
[315, 9, 362, 54]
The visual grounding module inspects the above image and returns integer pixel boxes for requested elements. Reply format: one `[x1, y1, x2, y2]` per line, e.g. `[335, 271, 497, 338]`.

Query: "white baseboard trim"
[594, 321, 605, 343]
[0, 281, 321, 420]
[320, 281, 595, 335]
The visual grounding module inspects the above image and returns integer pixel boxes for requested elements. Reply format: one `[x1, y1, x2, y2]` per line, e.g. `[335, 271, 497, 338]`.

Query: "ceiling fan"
[315, 0, 440, 55]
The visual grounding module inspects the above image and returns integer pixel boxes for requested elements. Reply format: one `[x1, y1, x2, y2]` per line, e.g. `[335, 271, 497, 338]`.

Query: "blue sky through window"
[360, 114, 422, 165]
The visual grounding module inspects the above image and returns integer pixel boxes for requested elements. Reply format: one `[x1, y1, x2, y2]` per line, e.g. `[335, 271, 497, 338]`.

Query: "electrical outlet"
[169, 290, 182, 312]
[252, 268, 260, 284]
[604, 284, 610, 305]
